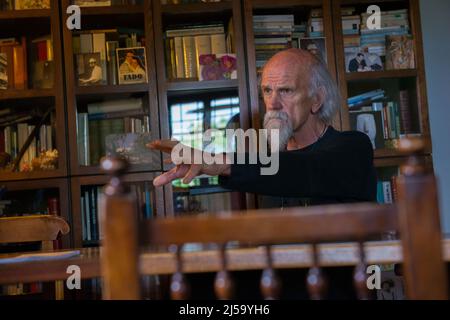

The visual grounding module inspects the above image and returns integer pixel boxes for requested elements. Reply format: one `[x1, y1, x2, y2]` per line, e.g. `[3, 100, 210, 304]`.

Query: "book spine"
[210, 33, 226, 54]
[182, 36, 197, 78]
[399, 90, 412, 134]
[382, 181, 393, 204]
[174, 36, 184, 78]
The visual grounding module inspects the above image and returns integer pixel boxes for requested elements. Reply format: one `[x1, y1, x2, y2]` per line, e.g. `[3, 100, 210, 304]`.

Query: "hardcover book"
[14, 0, 50, 9]
[116, 47, 148, 85]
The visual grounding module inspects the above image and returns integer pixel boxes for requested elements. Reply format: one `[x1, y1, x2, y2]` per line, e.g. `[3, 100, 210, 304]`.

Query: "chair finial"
[397, 137, 429, 176]
[101, 156, 129, 196]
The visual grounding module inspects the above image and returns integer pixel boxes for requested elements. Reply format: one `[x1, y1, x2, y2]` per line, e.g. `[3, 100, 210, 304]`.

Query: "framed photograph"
[386, 35, 415, 70]
[345, 51, 383, 73]
[349, 110, 385, 149]
[300, 37, 327, 64]
[75, 52, 105, 86]
[116, 47, 148, 85]
[198, 53, 237, 81]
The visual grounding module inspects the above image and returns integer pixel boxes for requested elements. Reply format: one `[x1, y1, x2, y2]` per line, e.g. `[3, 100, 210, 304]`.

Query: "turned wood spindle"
[214, 243, 235, 300]
[100, 156, 140, 300]
[353, 241, 370, 300]
[170, 245, 190, 300]
[397, 137, 427, 176]
[306, 244, 327, 300]
[260, 245, 281, 300]
[396, 137, 449, 299]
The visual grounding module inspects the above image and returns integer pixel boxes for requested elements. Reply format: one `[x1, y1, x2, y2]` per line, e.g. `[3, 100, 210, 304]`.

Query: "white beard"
[263, 111, 294, 152]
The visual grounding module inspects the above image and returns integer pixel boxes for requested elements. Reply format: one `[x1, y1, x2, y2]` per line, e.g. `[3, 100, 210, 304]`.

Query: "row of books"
[77, 98, 152, 166]
[73, 28, 147, 86]
[73, 0, 142, 6]
[162, 0, 223, 4]
[376, 176, 398, 204]
[0, 0, 49, 10]
[0, 35, 54, 90]
[164, 22, 233, 81]
[253, 14, 295, 72]
[0, 122, 54, 171]
[80, 182, 153, 243]
[349, 91, 414, 150]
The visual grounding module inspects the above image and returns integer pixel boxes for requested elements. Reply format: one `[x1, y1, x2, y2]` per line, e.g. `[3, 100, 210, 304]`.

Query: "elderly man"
[152, 48, 376, 204]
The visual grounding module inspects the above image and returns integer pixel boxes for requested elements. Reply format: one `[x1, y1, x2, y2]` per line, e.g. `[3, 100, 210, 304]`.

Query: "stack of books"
[0, 37, 27, 90]
[360, 9, 410, 57]
[307, 8, 324, 37]
[253, 14, 294, 74]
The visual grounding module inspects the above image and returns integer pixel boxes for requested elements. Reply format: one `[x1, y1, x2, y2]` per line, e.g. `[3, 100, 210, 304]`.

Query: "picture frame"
[300, 37, 327, 65]
[75, 52, 106, 86]
[116, 47, 148, 85]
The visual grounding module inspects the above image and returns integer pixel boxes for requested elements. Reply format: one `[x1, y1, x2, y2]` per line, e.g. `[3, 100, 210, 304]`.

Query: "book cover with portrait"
[116, 47, 148, 85]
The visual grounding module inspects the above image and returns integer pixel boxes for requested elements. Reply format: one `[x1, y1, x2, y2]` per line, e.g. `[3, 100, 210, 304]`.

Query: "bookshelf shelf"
[161, 2, 232, 14]
[0, 9, 51, 19]
[252, 0, 324, 8]
[0, 89, 55, 101]
[345, 69, 418, 81]
[0, 169, 65, 183]
[75, 84, 150, 95]
[166, 79, 239, 92]
[79, 5, 144, 16]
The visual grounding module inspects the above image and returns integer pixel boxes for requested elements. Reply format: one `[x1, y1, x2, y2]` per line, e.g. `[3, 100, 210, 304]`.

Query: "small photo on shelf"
[349, 110, 385, 150]
[345, 51, 383, 73]
[76, 52, 106, 86]
[386, 35, 415, 70]
[116, 47, 148, 85]
[105, 132, 153, 165]
[198, 53, 237, 81]
[300, 37, 327, 65]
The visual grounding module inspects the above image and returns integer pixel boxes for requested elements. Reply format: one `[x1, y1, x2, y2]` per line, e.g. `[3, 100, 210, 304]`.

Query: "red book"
[36, 41, 48, 62]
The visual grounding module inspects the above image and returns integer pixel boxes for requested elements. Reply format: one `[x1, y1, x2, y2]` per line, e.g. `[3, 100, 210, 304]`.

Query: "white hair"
[308, 60, 341, 125]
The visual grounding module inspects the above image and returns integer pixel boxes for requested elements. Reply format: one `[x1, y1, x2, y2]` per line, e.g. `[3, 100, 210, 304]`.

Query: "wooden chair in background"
[0, 215, 70, 299]
[99, 138, 448, 300]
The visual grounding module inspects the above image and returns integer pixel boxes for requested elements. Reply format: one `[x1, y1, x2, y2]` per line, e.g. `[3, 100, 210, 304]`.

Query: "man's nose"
[266, 92, 282, 111]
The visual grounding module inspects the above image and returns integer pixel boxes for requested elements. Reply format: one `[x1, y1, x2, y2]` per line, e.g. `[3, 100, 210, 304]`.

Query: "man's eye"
[263, 88, 272, 95]
[280, 89, 292, 95]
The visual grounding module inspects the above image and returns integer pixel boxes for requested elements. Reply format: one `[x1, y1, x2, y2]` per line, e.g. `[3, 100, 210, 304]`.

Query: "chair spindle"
[260, 245, 281, 300]
[214, 243, 235, 300]
[170, 245, 190, 300]
[306, 244, 327, 300]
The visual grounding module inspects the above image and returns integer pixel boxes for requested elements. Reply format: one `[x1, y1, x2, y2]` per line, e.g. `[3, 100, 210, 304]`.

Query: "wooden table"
[1, 240, 450, 285]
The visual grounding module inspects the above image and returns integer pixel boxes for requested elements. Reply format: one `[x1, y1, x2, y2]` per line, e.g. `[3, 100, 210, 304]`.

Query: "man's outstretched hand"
[147, 140, 232, 187]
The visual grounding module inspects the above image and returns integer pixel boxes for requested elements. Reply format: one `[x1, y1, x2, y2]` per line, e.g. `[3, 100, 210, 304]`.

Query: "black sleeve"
[219, 133, 376, 201]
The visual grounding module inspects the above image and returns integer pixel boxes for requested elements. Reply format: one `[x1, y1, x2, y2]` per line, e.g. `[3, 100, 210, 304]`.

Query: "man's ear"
[311, 86, 326, 114]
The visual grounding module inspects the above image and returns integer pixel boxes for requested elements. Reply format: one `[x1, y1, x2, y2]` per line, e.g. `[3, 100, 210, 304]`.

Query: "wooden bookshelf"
[70, 172, 165, 248]
[0, 0, 435, 249]
[0, 9, 51, 19]
[0, 0, 68, 183]
[244, 0, 339, 130]
[61, 0, 161, 178]
[0, 89, 55, 100]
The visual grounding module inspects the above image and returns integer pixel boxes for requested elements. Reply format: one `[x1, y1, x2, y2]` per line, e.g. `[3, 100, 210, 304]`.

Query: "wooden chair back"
[0, 215, 70, 251]
[0, 215, 70, 299]
[99, 138, 448, 300]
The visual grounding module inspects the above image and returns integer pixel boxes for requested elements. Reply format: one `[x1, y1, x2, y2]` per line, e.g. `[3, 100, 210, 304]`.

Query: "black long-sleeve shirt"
[219, 127, 377, 205]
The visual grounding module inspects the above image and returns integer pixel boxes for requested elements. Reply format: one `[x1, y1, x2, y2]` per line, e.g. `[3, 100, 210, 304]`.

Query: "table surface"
[1, 239, 450, 285]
